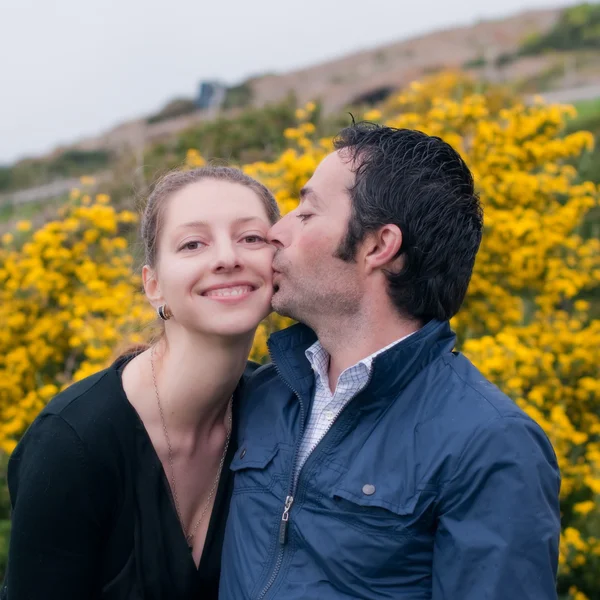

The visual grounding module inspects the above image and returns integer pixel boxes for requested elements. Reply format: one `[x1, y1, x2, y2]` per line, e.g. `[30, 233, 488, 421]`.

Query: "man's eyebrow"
[299, 186, 323, 208]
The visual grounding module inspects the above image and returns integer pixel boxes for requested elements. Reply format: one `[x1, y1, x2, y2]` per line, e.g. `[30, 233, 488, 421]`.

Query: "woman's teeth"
[204, 285, 253, 297]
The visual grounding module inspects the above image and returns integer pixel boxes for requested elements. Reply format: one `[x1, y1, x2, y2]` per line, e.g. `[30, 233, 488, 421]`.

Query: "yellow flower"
[16, 220, 32, 232]
[84, 229, 99, 244]
[574, 501, 596, 516]
[364, 109, 382, 121]
[185, 148, 206, 168]
[284, 128, 300, 140]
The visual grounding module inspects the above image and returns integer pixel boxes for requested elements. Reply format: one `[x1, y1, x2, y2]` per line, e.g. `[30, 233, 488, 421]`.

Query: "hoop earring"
[157, 304, 172, 321]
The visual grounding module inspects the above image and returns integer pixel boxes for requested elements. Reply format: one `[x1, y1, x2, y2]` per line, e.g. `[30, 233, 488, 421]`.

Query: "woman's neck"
[124, 330, 253, 447]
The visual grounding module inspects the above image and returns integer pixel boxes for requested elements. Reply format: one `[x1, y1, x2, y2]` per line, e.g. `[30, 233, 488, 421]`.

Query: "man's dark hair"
[333, 122, 483, 322]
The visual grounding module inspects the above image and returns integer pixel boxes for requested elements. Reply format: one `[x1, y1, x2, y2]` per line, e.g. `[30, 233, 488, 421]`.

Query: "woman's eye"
[180, 241, 204, 251]
[242, 235, 266, 244]
[297, 213, 313, 222]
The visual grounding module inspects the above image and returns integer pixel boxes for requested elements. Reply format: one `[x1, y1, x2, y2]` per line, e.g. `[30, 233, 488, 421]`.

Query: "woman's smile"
[200, 282, 259, 303]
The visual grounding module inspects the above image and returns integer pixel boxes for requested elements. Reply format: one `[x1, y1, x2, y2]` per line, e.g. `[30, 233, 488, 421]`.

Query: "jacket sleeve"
[3, 414, 113, 599]
[432, 415, 561, 600]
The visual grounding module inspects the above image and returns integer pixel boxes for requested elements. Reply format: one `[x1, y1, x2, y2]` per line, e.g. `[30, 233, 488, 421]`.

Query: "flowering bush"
[1, 71, 599, 598]
[0, 194, 155, 455]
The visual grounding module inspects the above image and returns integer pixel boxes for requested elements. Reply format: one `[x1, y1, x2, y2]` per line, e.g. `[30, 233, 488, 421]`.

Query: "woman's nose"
[212, 242, 241, 273]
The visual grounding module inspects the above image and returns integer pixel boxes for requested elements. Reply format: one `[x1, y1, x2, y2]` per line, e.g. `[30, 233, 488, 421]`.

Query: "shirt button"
[362, 484, 376, 496]
[324, 410, 334, 421]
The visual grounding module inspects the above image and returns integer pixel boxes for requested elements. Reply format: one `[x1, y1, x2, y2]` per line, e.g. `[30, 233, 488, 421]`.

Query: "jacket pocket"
[300, 470, 437, 583]
[333, 481, 421, 515]
[230, 443, 280, 494]
[329, 471, 436, 539]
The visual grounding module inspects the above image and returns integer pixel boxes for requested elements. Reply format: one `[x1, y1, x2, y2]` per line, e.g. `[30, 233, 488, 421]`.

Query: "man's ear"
[363, 225, 403, 274]
[142, 265, 163, 308]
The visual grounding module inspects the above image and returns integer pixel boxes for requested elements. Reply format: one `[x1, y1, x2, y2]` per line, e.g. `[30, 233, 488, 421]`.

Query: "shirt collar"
[305, 331, 416, 382]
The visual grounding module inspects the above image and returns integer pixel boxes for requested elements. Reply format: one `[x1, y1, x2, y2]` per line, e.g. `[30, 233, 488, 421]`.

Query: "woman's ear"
[142, 265, 163, 307]
[363, 224, 403, 274]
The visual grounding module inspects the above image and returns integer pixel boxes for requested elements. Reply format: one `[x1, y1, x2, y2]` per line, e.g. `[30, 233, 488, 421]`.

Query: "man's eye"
[296, 214, 313, 222]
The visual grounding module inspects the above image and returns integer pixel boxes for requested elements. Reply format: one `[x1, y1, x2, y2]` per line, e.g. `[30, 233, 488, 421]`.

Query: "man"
[220, 124, 561, 599]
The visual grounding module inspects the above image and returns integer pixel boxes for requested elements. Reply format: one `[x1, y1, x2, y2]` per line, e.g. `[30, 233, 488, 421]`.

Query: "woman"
[2, 166, 280, 599]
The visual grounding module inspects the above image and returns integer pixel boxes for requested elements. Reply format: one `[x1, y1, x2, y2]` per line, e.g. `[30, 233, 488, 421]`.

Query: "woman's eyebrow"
[232, 216, 265, 226]
[176, 217, 265, 230]
[176, 220, 210, 230]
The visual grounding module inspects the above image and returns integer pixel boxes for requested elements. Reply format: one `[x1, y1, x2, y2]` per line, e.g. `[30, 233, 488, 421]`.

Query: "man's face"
[267, 150, 363, 327]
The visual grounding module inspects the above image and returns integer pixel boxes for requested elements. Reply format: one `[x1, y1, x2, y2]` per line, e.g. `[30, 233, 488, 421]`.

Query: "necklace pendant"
[186, 533, 194, 549]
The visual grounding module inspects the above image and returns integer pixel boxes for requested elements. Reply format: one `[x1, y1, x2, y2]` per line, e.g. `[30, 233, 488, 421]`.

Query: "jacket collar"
[267, 319, 456, 401]
[267, 323, 317, 399]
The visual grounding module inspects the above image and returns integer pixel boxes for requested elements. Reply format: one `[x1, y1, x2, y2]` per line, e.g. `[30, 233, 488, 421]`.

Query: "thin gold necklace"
[150, 346, 232, 550]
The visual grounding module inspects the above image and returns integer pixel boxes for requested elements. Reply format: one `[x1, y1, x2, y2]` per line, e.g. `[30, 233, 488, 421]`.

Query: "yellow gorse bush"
[0, 195, 156, 453]
[1, 71, 599, 597]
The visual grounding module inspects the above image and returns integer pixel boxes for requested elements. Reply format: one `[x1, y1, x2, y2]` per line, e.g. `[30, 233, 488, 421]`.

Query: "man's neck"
[314, 312, 420, 392]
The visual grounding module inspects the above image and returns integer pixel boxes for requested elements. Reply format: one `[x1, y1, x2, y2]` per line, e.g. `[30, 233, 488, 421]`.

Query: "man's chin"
[270, 291, 295, 320]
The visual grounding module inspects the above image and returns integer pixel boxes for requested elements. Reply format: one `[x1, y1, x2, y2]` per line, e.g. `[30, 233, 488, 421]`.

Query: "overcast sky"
[0, 0, 576, 164]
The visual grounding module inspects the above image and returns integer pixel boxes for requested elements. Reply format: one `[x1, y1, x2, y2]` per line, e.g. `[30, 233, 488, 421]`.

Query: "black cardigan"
[2, 355, 255, 599]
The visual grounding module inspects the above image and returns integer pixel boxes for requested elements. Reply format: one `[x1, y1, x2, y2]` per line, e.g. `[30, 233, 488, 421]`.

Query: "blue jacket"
[220, 320, 561, 600]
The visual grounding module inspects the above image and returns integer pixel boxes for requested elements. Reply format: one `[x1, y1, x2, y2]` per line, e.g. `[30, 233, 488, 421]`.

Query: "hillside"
[250, 8, 562, 110]
[3, 2, 600, 197]
[74, 7, 566, 154]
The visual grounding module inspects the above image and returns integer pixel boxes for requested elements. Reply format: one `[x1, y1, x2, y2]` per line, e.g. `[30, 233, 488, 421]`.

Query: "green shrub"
[144, 97, 302, 172]
[520, 2, 600, 54]
[222, 82, 253, 109]
[147, 98, 198, 124]
[0, 150, 111, 193]
[463, 55, 487, 69]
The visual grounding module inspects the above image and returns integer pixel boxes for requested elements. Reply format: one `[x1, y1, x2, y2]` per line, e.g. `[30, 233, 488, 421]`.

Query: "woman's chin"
[195, 315, 268, 340]
[172, 298, 272, 340]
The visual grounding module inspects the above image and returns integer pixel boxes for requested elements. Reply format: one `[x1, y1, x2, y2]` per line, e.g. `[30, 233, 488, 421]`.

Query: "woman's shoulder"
[33, 357, 138, 460]
[43, 364, 116, 414]
[7, 368, 131, 538]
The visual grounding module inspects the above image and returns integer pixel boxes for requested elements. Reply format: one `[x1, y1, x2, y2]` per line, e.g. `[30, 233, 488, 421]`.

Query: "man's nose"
[267, 219, 286, 250]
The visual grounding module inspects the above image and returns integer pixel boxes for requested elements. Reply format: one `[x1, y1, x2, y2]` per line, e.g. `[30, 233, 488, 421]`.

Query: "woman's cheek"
[264, 249, 277, 284]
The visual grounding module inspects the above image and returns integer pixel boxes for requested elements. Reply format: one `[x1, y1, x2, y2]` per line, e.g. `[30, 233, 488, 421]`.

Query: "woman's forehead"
[163, 181, 270, 229]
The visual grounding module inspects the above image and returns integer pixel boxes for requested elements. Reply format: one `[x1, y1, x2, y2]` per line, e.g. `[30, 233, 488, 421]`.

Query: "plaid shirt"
[296, 332, 414, 475]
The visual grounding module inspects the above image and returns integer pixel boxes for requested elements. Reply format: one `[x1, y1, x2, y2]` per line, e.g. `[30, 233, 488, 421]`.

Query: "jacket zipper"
[256, 350, 375, 600]
[256, 351, 305, 600]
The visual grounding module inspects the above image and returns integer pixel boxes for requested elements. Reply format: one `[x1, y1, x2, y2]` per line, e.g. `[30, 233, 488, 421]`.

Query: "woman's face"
[145, 179, 275, 339]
